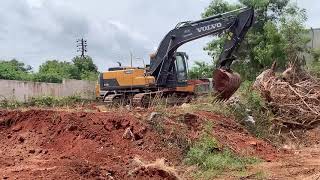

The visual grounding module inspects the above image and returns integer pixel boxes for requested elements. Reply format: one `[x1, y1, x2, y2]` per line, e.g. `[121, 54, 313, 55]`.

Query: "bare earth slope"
[0, 110, 183, 179]
[0, 109, 318, 179]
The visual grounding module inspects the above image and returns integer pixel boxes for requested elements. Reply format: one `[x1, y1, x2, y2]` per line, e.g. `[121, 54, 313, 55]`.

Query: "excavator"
[96, 7, 255, 107]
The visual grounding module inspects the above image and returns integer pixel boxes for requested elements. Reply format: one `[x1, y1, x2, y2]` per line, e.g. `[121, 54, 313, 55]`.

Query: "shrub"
[28, 95, 84, 107]
[183, 94, 232, 117]
[231, 81, 274, 139]
[308, 60, 320, 77]
[185, 134, 259, 179]
[0, 95, 87, 109]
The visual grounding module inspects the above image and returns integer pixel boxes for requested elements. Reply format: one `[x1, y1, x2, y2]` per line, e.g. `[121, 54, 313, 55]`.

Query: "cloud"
[0, 0, 152, 70]
[0, 0, 318, 72]
[0, 0, 215, 71]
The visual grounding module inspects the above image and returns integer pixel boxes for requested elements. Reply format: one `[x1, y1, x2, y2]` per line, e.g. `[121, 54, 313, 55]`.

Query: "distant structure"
[76, 38, 88, 58]
[309, 28, 320, 50]
[305, 28, 320, 62]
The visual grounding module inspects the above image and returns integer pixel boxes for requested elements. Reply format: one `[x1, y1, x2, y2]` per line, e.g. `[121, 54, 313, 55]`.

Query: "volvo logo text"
[196, 23, 222, 33]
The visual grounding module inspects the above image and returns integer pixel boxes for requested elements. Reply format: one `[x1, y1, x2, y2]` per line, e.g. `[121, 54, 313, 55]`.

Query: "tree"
[0, 56, 100, 83]
[32, 73, 64, 83]
[189, 61, 214, 79]
[203, 0, 309, 80]
[35, 60, 81, 83]
[72, 56, 98, 73]
[0, 59, 32, 80]
[72, 56, 98, 80]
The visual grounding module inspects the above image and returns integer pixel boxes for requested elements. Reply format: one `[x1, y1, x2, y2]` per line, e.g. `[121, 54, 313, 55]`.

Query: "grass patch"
[165, 127, 191, 154]
[185, 134, 260, 179]
[0, 95, 92, 109]
[182, 94, 232, 117]
[0, 99, 23, 109]
[146, 112, 165, 134]
[308, 60, 320, 77]
[252, 171, 268, 180]
[176, 82, 274, 140]
[231, 81, 274, 139]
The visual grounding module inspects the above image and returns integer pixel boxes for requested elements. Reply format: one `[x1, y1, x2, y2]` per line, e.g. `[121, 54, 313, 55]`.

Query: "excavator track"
[132, 92, 161, 108]
[104, 94, 125, 106]
[132, 91, 193, 108]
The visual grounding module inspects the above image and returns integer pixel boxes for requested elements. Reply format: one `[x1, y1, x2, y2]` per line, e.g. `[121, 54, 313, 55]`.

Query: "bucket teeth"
[213, 68, 241, 100]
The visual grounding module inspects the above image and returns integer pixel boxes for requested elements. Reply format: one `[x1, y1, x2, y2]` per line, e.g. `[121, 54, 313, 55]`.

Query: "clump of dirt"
[129, 157, 181, 180]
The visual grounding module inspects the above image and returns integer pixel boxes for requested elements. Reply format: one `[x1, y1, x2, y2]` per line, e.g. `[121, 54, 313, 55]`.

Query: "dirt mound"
[196, 112, 278, 161]
[129, 157, 181, 180]
[0, 108, 278, 179]
[0, 110, 182, 179]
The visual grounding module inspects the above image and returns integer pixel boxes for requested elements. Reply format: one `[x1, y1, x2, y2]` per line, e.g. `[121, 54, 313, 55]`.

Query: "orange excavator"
[96, 7, 255, 107]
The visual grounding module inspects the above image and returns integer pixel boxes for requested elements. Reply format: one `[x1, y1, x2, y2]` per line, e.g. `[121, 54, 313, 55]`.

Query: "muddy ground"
[0, 108, 319, 179]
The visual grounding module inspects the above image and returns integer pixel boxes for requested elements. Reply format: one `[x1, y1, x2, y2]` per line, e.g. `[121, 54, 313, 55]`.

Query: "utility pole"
[76, 38, 87, 58]
[130, 51, 133, 67]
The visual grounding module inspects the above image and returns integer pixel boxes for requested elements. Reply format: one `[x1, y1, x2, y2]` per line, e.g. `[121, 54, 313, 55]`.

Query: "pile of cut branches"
[253, 62, 320, 129]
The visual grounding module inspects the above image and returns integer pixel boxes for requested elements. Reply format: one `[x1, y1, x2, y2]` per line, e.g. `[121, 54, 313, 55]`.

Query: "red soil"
[196, 112, 278, 161]
[0, 109, 278, 179]
[0, 110, 182, 179]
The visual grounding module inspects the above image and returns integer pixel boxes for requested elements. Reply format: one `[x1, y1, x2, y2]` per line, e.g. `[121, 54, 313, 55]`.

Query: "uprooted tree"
[254, 61, 320, 129]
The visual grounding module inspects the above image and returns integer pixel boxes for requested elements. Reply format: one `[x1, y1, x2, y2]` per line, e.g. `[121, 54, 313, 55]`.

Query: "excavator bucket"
[213, 68, 241, 100]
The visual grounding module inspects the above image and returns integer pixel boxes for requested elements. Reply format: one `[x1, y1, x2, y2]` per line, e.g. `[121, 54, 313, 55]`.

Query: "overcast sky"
[0, 0, 318, 71]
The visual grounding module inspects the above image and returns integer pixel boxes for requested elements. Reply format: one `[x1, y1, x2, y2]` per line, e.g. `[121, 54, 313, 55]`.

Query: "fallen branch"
[288, 85, 319, 115]
[254, 64, 320, 129]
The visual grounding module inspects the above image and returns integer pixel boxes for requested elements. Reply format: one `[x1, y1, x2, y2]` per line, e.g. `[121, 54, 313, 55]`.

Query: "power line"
[76, 38, 87, 58]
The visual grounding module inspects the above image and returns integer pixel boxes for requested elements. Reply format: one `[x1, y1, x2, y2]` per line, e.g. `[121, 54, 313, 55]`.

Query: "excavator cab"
[175, 52, 188, 83]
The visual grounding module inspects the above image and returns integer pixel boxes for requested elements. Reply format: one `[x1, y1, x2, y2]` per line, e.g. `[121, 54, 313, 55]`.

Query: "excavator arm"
[150, 7, 255, 99]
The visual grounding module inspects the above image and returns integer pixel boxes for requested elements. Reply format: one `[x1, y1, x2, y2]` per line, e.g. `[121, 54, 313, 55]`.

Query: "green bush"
[311, 48, 320, 62]
[185, 134, 259, 179]
[182, 81, 273, 139]
[308, 60, 320, 77]
[28, 95, 83, 107]
[188, 61, 214, 79]
[32, 73, 63, 83]
[231, 81, 274, 138]
[0, 100, 23, 109]
[0, 95, 87, 109]
[183, 94, 232, 117]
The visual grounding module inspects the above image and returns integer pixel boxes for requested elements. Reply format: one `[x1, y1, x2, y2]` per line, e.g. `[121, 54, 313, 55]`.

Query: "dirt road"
[250, 144, 320, 180]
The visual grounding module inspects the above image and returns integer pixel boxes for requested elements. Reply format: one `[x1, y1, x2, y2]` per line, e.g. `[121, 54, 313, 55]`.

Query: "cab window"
[175, 55, 188, 82]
